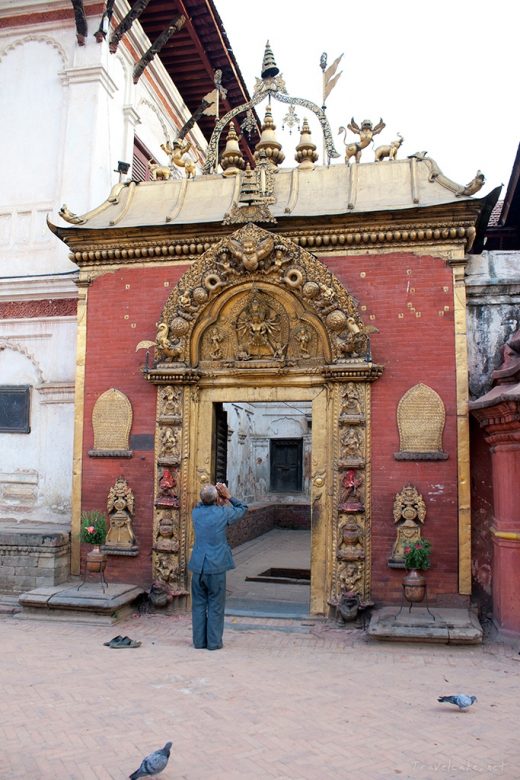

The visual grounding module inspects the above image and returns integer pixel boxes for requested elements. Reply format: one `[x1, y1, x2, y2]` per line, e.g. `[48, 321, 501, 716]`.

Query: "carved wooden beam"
[109, 0, 152, 54]
[95, 0, 116, 43]
[133, 14, 186, 84]
[70, 0, 88, 46]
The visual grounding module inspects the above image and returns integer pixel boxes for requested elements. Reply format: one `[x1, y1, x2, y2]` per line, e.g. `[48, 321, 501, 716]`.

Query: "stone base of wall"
[0, 524, 70, 593]
[227, 502, 310, 549]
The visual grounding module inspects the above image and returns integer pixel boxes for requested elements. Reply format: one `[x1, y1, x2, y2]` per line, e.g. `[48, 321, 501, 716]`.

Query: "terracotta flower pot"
[403, 568, 426, 603]
[86, 545, 107, 573]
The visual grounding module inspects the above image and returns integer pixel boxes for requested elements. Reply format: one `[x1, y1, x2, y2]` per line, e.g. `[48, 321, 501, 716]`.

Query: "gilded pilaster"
[450, 256, 471, 594]
[71, 276, 90, 574]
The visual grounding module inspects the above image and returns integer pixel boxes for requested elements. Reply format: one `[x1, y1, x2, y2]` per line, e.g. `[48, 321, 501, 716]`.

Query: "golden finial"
[295, 117, 318, 170]
[261, 40, 279, 79]
[220, 123, 246, 177]
[254, 105, 285, 167]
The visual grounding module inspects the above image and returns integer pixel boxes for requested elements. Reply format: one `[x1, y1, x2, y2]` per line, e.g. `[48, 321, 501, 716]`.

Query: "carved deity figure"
[294, 324, 312, 358]
[208, 327, 224, 360]
[105, 476, 136, 548]
[339, 469, 364, 512]
[156, 468, 180, 508]
[155, 552, 179, 585]
[235, 294, 283, 359]
[160, 386, 182, 418]
[340, 382, 363, 418]
[228, 232, 274, 272]
[339, 562, 363, 594]
[391, 484, 426, 562]
[160, 139, 196, 178]
[338, 117, 386, 165]
[160, 426, 181, 462]
[337, 516, 365, 561]
[340, 427, 363, 459]
[153, 513, 180, 553]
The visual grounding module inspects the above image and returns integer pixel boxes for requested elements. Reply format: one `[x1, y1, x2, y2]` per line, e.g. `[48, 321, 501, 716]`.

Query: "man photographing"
[188, 482, 248, 650]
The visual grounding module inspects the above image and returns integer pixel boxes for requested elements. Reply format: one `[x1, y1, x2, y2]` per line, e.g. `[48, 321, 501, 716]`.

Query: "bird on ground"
[129, 742, 172, 779]
[438, 694, 477, 711]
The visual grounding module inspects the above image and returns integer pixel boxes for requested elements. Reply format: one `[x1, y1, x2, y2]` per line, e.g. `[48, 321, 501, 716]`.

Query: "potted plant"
[402, 537, 431, 603]
[80, 510, 108, 572]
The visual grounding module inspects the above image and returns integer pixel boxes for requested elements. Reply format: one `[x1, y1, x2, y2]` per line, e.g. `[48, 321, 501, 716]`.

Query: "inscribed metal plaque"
[397, 383, 445, 453]
[92, 388, 132, 451]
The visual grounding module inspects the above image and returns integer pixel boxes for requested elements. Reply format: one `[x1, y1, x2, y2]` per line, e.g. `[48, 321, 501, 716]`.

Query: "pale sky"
[216, 0, 519, 197]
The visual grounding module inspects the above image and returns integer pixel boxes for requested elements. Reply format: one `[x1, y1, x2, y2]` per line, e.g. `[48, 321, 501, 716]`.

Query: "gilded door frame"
[189, 382, 331, 615]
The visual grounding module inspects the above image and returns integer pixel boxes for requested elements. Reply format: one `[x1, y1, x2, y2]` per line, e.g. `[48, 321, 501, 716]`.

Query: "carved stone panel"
[91, 388, 132, 455]
[395, 383, 447, 460]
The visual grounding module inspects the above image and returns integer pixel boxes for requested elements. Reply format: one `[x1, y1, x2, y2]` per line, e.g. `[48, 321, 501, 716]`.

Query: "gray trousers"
[191, 571, 226, 650]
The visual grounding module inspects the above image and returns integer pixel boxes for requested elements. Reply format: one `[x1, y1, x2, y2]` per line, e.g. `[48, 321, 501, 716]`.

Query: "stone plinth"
[17, 581, 144, 624]
[0, 524, 70, 593]
[367, 607, 483, 644]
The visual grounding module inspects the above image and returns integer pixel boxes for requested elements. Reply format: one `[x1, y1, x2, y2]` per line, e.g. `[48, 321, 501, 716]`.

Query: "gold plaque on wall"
[90, 388, 133, 456]
[395, 383, 447, 460]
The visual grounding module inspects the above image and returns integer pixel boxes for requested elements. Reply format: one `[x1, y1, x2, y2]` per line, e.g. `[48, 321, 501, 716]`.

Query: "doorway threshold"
[225, 597, 310, 620]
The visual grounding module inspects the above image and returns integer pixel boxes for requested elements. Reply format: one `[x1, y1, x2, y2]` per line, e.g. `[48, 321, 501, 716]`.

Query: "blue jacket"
[188, 497, 248, 574]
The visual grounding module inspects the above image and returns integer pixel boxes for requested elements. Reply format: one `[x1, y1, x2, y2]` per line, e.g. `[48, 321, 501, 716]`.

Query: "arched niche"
[190, 280, 332, 367]
[154, 222, 369, 373]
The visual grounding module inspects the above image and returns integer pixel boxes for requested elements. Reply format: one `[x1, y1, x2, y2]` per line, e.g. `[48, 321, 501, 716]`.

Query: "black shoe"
[208, 644, 223, 651]
[193, 644, 207, 649]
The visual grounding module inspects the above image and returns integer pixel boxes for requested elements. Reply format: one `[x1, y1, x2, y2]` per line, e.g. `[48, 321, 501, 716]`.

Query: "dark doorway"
[270, 438, 303, 492]
[212, 402, 228, 483]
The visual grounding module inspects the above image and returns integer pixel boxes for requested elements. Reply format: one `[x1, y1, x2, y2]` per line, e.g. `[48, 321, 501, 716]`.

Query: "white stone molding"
[0, 341, 45, 383]
[0, 276, 78, 302]
[36, 382, 75, 404]
[0, 33, 68, 67]
[123, 105, 141, 127]
[137, 97, 174, 142]
[59, 64, 118, 97]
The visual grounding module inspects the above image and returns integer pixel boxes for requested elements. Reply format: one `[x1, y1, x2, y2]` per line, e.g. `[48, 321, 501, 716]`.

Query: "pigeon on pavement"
[438, 694, 477, 710]
[129, 742, 172, 779]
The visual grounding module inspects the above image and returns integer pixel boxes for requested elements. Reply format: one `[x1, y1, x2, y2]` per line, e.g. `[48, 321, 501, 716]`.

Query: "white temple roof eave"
[55, 157, 487, 232]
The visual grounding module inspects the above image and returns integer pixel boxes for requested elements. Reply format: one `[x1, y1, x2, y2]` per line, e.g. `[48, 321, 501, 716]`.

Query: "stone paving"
[1, 609, 519, 780]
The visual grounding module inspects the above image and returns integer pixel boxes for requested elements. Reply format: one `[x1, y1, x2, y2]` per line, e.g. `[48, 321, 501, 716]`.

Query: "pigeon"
[438, 694, 477, 711]
[129, 742, 172, 779]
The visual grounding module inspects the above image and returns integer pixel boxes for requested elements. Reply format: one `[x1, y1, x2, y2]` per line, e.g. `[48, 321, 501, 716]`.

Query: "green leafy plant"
[403, 538, 431, 571]
[80, 510, 108, 545]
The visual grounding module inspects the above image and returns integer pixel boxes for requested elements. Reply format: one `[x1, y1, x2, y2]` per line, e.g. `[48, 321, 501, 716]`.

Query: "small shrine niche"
[388, 484, 426, 567]
[90, 388, 133, 457]
[104, 476, 138, 554]
[395, 383, 447, 460]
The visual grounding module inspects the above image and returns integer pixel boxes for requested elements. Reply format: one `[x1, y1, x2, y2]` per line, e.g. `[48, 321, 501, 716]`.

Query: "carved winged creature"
[338, 117, 386, 165]
[337, 317, 379, 357]
[228, 234, 274, 272]
[156, 322, 183, 361]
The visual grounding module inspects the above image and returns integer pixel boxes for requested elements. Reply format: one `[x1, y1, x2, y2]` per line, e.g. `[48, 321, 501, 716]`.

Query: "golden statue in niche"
[105, 476, 137, 549]
[390, 484, 426, 564]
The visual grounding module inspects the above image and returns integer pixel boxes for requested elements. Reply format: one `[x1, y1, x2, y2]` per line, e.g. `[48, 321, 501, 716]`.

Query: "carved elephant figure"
[374, 133, 404, 162]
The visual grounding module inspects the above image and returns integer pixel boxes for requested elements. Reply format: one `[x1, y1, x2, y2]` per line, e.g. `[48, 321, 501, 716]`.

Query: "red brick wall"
[81, 265, 189, 587]
[82, 251, 460, 602]
[325, 252, 459, 604]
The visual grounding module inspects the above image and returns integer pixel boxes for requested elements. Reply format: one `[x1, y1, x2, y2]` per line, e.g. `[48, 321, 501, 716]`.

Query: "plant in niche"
[403, 538, 431, 571]
[80, 510, 108, 545]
